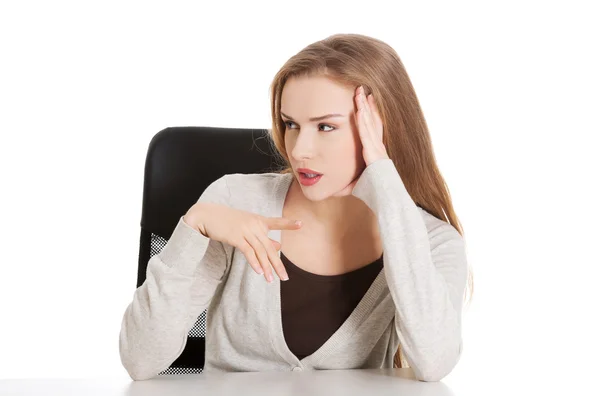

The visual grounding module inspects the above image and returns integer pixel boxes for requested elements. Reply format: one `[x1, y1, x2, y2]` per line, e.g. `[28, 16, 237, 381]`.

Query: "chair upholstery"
[137, 126, 285, 374]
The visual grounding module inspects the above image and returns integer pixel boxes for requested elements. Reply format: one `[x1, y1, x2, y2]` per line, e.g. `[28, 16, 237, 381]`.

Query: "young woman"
[119, 33, 474, 382]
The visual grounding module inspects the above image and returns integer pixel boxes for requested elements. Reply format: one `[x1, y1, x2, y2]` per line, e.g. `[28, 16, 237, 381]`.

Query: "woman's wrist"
[183, 206, 208, 237]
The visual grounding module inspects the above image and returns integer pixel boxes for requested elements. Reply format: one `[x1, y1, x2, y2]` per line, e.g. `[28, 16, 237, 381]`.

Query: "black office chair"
[137, 126, 285, 374]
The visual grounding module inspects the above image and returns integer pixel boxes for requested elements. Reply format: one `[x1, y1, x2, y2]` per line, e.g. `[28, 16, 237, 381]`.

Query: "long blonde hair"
[266, 33, 474, 368]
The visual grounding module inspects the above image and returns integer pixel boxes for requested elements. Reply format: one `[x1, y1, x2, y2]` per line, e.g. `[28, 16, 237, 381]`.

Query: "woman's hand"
[184, 202, 303, 283]
[334, 85, 390, 197]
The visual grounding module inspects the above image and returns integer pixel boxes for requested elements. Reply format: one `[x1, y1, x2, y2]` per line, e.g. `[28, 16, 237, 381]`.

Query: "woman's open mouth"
[298, 172, 323, 186]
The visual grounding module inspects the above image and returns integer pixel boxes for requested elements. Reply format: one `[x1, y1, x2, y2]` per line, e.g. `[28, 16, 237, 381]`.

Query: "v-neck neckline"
[267, 171, 387, 368]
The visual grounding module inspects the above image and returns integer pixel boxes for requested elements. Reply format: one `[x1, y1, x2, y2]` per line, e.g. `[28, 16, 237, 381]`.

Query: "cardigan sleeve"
[119, 175, 231, 381]
[351, 158, 468, 382]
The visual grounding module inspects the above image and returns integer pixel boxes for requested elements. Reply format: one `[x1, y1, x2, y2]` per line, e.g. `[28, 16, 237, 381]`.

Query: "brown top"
[280, 251, 384, 360]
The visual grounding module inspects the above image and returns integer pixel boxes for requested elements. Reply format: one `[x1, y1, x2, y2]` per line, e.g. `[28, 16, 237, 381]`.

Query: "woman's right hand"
[183, 202, 303, 283]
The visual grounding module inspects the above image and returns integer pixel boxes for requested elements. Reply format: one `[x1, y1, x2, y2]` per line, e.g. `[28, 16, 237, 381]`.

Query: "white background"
[1, 0, 598, 394]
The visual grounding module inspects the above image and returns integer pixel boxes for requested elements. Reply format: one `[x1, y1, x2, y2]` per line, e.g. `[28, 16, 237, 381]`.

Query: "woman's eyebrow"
[280, 112, 344, 122]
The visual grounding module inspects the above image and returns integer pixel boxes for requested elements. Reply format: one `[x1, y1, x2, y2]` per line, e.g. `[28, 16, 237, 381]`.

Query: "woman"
[119, 33, 474, 382]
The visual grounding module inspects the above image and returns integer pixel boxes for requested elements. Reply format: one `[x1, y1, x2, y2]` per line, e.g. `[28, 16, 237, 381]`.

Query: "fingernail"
[282, 274, 289, 281]
[267, 274, 273, 283]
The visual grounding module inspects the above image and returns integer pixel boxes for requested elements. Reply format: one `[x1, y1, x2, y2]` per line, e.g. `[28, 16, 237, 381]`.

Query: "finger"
[257, 233, 289, 281]
[360, 92, 374, 137]
[355, 91, 371, 140]
[357, 108, 370, 145]
[367, 94, 379, 118]
[265, 217, 303, 230]
[245, 234, 273, 282]
[355, 88, 367, 116]
[238, 239, 263, 275]
[367, 94, 383, 136]
[271, 239, 281, 251]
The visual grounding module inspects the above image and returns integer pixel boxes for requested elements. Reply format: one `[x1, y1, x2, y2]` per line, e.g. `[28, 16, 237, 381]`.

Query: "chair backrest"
[137, 126, 285, 374]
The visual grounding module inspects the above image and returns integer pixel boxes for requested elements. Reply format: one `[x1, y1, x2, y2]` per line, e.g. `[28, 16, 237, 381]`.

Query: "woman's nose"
[290, 134, 315, 160]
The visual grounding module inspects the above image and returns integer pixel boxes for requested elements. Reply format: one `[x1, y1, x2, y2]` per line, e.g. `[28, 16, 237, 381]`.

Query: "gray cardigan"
[119, 158, 468, 382]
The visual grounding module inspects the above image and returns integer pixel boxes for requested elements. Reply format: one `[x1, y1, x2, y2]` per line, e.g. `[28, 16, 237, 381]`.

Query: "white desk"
[0, 368, 455, 396]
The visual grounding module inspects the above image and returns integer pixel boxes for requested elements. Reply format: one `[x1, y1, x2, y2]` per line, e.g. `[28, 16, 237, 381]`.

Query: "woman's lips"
[298, 172, 323, 186]
[297, 168, 322, 175]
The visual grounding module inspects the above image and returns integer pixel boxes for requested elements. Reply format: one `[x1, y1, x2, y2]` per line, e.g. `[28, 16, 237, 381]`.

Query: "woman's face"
[282, 75, 365, 201]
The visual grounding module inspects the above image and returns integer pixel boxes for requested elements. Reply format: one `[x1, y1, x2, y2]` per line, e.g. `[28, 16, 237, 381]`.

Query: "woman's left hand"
[355, 85, 389, 167]
[334, 85, 390, 197]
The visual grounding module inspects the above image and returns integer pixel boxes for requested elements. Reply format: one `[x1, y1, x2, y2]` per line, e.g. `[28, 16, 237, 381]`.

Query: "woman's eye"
[283, 121, 335, 132]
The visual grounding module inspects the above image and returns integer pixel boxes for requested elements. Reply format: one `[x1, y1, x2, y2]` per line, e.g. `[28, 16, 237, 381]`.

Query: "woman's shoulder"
[224, 170, 288, 188]
[223, 171, 291, 208]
